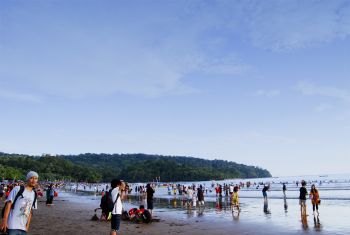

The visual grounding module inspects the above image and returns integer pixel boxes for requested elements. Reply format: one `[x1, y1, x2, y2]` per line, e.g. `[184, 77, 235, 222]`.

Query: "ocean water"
[69, 173, 350, 200]
[64, 174, 350, 234]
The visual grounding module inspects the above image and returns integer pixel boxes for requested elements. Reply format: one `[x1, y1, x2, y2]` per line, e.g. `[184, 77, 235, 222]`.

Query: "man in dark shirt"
[282, 183, 287, 198]
[262, 185, 269, 199]
[146, 184, 155, 216]
[299, 180, 308, 216]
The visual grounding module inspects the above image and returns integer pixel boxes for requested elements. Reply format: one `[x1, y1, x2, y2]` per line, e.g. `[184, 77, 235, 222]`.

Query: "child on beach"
[231, 186, 240, 213]
[299, 180, 308, 216]
[310, 184, 320, 216]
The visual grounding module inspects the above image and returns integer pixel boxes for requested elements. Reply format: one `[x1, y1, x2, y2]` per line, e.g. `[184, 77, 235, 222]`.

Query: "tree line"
[0, 152, 271, 183]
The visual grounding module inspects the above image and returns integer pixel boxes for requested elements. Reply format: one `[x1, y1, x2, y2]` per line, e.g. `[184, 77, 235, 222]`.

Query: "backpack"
[100, 189, 119, 214]
[1, 185, 37, 218]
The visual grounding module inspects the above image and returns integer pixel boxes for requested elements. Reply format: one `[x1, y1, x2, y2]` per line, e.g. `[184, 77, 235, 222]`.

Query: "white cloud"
[296, 81, 350, 103]
[0, 89, 42, 103]
[254, 89, 281, 98]
[180, 0, 350, 51]
[314, 103, 332, 112]
[0, 2, 251, 99]
[245, 0, 350, 51]
[1, 0, 349, 100]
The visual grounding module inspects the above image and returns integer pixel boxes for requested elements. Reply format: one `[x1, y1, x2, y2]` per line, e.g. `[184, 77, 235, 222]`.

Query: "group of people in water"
[72, 178, 324, 234]
[142, 179, 322, 230]
[262, 180, 321, 217]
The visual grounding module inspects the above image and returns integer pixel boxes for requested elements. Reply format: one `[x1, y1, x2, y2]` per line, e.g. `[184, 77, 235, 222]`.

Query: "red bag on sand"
[54, 191, 58, 197]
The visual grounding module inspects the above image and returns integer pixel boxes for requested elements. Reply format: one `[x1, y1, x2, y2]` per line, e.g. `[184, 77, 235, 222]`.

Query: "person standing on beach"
[282, 183, 287, 198]
[146, 183, 155, 216]
[197, 185, 205, 206]
[186, 187, 193, 208]
[262, 184, 269, 200]
[310, 184, 320, 216]
[1, 171, 38, 235]
[299, 180, 308, 216]
[229, 184, 234, 196]
[46, 184, 54, 206]
[110, 179, 125, 235]
[0, 184, 4, 201]
[231, 186, 240, 212]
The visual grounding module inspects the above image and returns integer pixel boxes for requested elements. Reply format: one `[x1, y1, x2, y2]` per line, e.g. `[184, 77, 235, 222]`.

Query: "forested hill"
[62, 153, 272, 182]
[0, 152, 271, 182]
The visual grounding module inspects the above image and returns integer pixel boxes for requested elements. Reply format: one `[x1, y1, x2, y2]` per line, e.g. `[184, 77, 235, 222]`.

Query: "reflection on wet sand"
[122, 194, 337, 234]
[232, 210, 240, 221]
[264, 198, 271, 215]
[66, 190, 350, 235]
[301, 214, 309, 230]
[313, 215, 322, 232]
[216, 196, 223, 211]
[284, 197, 288, 212]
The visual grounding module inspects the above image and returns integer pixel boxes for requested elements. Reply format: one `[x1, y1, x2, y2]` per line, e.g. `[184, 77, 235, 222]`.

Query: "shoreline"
[25, 192, 341, 235]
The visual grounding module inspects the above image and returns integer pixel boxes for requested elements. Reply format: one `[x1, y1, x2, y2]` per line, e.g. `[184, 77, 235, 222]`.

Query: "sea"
[63, 174, 350, 234]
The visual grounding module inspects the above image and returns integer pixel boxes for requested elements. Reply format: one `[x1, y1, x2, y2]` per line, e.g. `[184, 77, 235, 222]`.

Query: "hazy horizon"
[1, 0, 350, 177]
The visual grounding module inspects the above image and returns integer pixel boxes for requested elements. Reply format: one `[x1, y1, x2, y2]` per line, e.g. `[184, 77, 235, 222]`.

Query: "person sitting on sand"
[128, 205, 152, 224]
[128, 208, 138, 222]
[310, 184, 320, 216]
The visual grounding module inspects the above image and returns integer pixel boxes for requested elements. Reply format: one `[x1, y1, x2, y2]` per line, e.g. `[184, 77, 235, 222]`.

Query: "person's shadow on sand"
[301, 214, 309, 230]
[283, 197, 288, 213]
[313, 215, 322, 232]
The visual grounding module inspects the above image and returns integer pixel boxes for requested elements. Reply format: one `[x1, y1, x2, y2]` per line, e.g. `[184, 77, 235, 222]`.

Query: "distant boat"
[319, 175, 328, 177]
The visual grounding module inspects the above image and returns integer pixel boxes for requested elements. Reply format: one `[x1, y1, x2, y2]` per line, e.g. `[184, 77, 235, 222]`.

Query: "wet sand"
[25, 195, 336, 235]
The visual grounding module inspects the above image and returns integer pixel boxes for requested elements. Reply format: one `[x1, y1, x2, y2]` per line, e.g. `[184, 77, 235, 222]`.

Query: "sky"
[1, 0, 350, 177]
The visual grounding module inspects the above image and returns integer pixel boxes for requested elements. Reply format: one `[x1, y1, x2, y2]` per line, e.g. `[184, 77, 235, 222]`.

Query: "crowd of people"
[0, 173, 324, 235]
[261, 179, 321, 230]
[0, 172, 62, 235]
[102, 178, 323, 234]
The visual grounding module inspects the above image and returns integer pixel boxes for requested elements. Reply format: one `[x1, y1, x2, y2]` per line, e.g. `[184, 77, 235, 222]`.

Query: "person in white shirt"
[229, 185, 234, 195]
[1, 171, 38, 235]
[110, 179, 125, 235]
[187, 187, 193, 208]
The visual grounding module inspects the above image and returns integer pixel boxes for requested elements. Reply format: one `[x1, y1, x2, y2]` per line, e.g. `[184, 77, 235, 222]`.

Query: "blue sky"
[1, 0, 350, 176]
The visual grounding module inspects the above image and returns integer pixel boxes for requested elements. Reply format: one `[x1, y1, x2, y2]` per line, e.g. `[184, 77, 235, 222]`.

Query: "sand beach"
[25, 189, 348, 235]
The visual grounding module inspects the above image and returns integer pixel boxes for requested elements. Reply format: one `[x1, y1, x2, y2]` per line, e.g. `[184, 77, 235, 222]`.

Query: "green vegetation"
[0, 152, 271, 182]
[0, 153, 102, 182]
